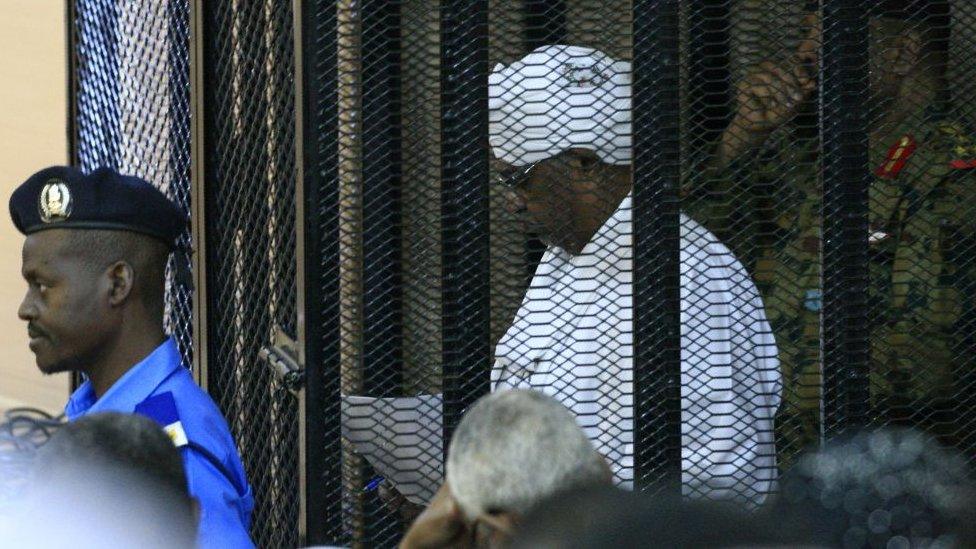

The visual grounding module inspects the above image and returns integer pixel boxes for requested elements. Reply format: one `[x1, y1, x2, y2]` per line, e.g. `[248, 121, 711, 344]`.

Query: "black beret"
[9, 166, 187, 250]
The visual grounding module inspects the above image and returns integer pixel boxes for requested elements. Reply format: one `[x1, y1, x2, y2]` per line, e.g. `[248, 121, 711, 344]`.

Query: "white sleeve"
[679, 219, 782, 505]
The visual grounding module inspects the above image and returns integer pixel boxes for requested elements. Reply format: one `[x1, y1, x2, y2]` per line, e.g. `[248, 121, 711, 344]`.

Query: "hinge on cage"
[258, 327, 305, 394]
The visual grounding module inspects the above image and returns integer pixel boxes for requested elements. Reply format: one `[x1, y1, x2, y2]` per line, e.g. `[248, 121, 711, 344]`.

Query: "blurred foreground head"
[2, 412, 197, 549]
[510, 485, 791, 549]
[401, 390, 612, 548]
[771, 427, 976, 548]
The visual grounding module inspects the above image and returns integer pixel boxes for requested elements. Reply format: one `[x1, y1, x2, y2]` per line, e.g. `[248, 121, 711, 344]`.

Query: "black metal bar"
[199, 0, 226, 413]
[66, 0, 82, 393]
[359, 1, 405, 542]
[440, 0, 491, 448]
[299, 1, 343, 543]
[632, 0, 683, 492]
[521, 0, 564, 282]
[687, 0, 732, 155]
[66, 0, 80, 167]
[360, 0, 404, 398]
[821, 1, 871, 436]
[523, 0, 566, 50]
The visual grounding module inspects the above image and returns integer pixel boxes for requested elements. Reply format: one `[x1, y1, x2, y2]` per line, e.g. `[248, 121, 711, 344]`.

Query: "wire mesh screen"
[316, 1, 976, 543]
[68, 0, 976, 545]
[321, 0, 772, 545]
[201, 2, 301, 547]
[72, 0, 193, 364]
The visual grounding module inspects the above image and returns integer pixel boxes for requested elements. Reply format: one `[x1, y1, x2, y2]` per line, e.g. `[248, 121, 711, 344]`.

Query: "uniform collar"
[65, 338, 183, 420]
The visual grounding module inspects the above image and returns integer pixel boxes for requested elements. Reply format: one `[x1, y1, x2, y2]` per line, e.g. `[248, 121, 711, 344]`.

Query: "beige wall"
[0, 0, 69, 414]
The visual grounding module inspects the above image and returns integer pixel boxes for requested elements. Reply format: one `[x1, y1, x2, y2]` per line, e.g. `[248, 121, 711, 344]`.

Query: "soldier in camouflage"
[684, 2, 976, 458]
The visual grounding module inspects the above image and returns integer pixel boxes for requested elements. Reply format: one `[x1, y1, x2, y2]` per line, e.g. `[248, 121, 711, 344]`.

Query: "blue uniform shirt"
[65, 338, 255, 549]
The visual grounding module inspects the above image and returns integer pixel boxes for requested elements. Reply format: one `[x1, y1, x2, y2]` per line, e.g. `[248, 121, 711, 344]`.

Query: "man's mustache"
[27, 323, 48, 339]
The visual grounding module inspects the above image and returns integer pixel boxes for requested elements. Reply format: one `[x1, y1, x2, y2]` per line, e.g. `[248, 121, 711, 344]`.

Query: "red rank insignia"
[951, 158, 976, 169]
[875, 135, 917, 179]
[950, 144, 976, 169]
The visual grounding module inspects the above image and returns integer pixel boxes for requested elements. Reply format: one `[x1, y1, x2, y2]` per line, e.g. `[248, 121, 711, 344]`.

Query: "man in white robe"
[489, 45, 782, 505]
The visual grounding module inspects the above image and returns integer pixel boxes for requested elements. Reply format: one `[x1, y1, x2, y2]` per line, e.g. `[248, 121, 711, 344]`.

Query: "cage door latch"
[258, 328, 305, 394]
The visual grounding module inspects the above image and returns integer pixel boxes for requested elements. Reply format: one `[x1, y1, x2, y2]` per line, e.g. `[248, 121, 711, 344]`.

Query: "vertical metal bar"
[66, 0, 80, 167]
[632, 0, 683, 491]
[189, 0, 209, 388]
[523, 0, 566, 50]
[66, 0, 82, 393]
[360, 0, 404, 398]
[292, 0, 308, 541]
[687, 0, 732, 154]
[297, 0, 343, 543]
[520, 0, 564, 281]
[440, 0, 491, 448]
[821, 0, 871, 435]
[359, 1, 404, 542]
[199, 0, 236, 432]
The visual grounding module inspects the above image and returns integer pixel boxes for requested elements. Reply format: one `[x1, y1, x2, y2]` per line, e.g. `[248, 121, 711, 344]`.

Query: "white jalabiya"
[492, 195, 782, 505]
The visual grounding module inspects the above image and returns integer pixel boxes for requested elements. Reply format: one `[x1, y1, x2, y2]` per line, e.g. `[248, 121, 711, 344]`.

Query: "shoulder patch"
[875, 135, 917, 179]
[134, 392, 189, 448]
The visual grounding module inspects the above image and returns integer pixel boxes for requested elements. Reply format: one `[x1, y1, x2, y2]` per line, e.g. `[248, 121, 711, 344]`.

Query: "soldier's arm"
[682, 17, 819, 265]
[697, 14, 820, 177]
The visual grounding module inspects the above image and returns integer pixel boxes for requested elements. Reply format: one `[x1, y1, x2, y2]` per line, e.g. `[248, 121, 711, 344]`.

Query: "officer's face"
[18, 231, 113, 374]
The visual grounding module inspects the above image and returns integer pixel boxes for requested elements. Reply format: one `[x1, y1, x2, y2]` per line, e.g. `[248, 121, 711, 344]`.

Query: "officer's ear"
[106, 260, 135, 307]
[892, 28, 922, 77]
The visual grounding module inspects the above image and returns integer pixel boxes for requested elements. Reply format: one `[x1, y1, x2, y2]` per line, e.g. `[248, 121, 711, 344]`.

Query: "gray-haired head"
[446, 389, 611, 521]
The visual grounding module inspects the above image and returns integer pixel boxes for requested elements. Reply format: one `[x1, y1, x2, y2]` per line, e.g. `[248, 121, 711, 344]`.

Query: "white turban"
[488, 44, 632, 167]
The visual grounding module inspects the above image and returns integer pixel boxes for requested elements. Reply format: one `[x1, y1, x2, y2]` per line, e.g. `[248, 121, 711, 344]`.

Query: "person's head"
[796, 1, 949, 102]
[21, 412, 197, 548]
[489, 45, 633, 255]
[401, 390, 612, 548]
[869, 1, 949, 98]
[510, 485, 792, 549]
[770, 427, 976, 548]
[10, 166, 185, 375]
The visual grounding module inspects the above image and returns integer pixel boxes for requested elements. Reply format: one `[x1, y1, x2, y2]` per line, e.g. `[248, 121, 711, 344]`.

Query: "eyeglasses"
[494, 161, 539, 190]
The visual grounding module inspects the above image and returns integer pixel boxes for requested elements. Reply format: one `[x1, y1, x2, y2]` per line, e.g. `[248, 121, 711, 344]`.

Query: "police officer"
[685, 1, 975, 455]
[10, 166, 254, 548]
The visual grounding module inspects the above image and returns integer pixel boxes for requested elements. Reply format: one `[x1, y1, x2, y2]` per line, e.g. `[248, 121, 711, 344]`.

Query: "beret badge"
[38, 179, 73, 223]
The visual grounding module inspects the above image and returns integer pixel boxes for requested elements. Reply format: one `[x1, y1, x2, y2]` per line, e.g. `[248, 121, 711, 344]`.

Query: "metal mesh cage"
[68, 0, 976, 546]
[200, 2, 301, 547]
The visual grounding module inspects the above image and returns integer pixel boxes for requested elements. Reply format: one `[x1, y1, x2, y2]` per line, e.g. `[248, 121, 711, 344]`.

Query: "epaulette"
[875, 134, 917, 179]
[937, 122, 976, 170]
[134, 392, 189, 448]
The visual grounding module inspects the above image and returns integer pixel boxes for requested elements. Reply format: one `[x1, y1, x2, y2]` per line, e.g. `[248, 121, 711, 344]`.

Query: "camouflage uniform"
[685, 107, 976, 459]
